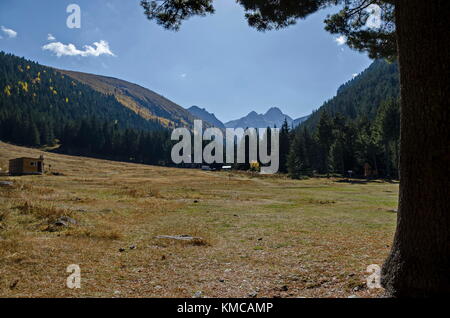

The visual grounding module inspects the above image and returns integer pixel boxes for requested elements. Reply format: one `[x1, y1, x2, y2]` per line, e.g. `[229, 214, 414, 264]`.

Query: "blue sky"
[0, 0, 372, 122]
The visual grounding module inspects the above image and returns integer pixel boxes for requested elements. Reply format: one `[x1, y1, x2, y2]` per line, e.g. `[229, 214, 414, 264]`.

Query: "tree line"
[228, 96, 399, 180]
[287, 98, 400, 179]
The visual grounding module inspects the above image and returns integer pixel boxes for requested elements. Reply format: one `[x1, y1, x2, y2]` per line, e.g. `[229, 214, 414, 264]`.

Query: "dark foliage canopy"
[141, 0, 397, 59]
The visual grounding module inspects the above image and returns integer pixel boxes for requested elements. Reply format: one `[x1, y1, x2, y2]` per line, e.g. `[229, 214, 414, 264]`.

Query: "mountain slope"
[225, 107, 293, 129]
[0, 52, 173, 164]
[187, 106, 225, 128]
[292, 115, 310, 127]
[0, 52, 164, 135]
[58, 69, 198, 128]
[302, 60, 400, 129]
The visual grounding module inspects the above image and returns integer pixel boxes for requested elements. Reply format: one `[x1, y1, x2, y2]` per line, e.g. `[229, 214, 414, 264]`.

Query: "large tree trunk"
[382, 0, 450, 297]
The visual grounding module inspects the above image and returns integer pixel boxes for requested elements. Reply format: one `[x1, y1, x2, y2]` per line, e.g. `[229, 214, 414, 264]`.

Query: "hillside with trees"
[0, 53, 401, 174]
[283, 60, 401, 179]
[303, 60, 399, 129]
[0, 52, 172, 165]
[59, 69, 199, 129]
[287, 98, 400, 179]
[229, 60, 401, 180]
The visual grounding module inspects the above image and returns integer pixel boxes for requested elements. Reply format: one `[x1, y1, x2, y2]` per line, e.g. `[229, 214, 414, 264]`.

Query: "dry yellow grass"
[0, 141, 398, 298]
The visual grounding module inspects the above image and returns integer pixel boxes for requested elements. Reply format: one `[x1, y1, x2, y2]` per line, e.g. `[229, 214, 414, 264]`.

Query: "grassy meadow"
[0, 141, 398, 298]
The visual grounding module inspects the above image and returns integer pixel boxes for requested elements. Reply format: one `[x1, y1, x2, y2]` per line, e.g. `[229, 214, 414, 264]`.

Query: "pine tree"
[374, 99, 400, 178]
[28, 121, 41, 147]
[278, 119, 291, 173]
[287, 129, 306, 179]
[317, 112, 334, 175]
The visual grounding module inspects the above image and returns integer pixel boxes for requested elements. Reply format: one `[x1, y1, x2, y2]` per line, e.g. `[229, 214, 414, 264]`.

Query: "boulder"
[155, 235, 202, 241]
[54, 216, 77, 227]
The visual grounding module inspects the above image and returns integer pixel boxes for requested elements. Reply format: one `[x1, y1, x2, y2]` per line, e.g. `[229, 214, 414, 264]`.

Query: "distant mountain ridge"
[187, 106, 225, 128]
[292, 115, 310, 127]
[225, 107, 302, 129]
[186, 106, 310, 129]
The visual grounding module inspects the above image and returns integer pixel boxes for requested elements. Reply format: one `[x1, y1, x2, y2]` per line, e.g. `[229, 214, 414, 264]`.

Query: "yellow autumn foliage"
[4, 85, 12, 96]
[18, 81, 29, 92]
[49, 86, 57, 95]
[250, 161, 260, 172]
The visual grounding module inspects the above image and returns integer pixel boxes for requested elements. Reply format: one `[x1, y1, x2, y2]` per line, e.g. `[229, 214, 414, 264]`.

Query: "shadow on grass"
[336, 178, 399, 185]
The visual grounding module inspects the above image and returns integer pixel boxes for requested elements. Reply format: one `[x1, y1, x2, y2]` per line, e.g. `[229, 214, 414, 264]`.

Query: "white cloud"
[1, 26, 18, 38]
[42, 40, 115, 57]
[180, 73, 187, 78]
[352, 73, 358, 78]
[47, 33, 56, 41]
[335, 35, 347, 46]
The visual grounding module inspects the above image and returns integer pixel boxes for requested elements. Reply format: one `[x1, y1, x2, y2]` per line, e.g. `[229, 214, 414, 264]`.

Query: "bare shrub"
[16, 201, 71, 223]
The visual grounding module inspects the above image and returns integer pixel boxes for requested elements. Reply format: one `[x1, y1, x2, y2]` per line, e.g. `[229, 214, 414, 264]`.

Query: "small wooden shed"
[9, 156, 45, 176]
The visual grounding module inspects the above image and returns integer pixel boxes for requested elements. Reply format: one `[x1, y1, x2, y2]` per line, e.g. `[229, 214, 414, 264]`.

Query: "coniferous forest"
[0, 52, 400, 177]
[286, 98, 400, 179]
[286, 60, 400, 179]
[247, 61, 401, 179]
[0, 52, 173, 165]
